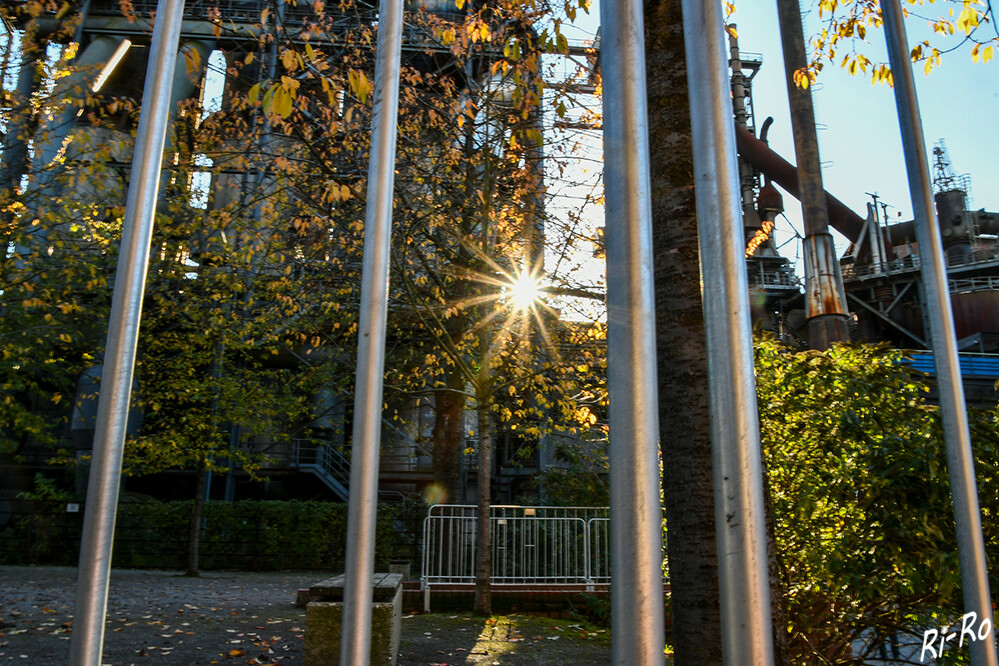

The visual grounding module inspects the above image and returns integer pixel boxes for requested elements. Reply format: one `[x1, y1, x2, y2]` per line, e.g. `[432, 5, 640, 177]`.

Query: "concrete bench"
[304, 572, 403, 666]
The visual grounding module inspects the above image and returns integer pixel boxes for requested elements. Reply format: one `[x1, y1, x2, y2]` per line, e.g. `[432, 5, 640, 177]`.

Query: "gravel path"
[0, 566, 315, 665]
[0, 567, 615, 665]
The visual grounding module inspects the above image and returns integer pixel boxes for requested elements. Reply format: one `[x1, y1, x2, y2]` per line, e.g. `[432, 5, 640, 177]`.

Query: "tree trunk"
[430, 221, 474, 505]
[644, 3, 790, 662]
[432, 374, 466, 504]
[185, 461, 208, 577]
[472, 388, 493, 615]
[644, 1, 722, 662]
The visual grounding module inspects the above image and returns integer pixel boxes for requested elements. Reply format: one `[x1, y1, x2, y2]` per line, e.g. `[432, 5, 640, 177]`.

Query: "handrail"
[843, 246, 999, 282]
[290, 438, 350, 499]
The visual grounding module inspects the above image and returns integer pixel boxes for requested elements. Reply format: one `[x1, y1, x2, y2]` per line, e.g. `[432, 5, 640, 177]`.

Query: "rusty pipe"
[735, 124, 866, 243]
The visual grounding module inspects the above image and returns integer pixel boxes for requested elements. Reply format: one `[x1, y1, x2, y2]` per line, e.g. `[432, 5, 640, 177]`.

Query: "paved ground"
[0, 566, 614, 665]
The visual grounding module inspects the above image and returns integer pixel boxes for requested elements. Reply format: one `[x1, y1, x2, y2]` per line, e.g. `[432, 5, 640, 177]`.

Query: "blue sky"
[735, 0, 999, 250]
[558, 0, 998, 264]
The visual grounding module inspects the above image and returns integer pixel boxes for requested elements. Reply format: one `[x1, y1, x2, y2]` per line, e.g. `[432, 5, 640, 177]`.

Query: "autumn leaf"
[348, 68, 371, 104]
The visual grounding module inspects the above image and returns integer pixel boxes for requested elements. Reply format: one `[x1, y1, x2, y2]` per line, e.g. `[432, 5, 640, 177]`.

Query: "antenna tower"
[932, 139, 974, 206]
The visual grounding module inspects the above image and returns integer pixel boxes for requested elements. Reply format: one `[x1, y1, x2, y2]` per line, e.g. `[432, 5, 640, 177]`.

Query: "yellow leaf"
[982, 45, 994, 64]
[348, 69, 370, 104]
[273, 87, 293, 118]
[956, 5, 980, 34]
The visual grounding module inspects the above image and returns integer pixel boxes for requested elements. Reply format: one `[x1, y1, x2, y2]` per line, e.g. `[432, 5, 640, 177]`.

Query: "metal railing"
[84, 0, 465, 32]
[291, 438, 350, 500]
[949, 276, 999, 293]
[842, 255, 922, 281]
[842, 246, 999, 282]
[747, 268, 801, 290]
[87, 0, 330, 23]
[421, 504, 610, 587]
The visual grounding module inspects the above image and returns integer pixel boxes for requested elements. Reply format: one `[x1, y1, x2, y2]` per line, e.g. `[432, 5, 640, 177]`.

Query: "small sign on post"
[66, 503, 80, 513]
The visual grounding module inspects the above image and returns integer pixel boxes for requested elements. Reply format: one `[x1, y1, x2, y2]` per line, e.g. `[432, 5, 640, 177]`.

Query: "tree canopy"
[799, 0, 998, 86]
[756, 336, 999, 664]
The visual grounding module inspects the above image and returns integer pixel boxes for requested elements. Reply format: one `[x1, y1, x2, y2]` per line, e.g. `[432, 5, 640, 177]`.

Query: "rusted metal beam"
[734, 125, 865, 243]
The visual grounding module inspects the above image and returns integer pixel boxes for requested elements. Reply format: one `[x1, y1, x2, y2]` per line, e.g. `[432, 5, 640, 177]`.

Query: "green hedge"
[0, 498, 425, 571]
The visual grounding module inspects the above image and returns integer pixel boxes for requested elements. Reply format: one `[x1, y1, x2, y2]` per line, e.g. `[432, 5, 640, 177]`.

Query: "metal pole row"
[68, 0, 187, 663]
[338, 0, 404, 661]
[680, 0, 775, 663]
[880, 2, 997, 664]
[599, 0, 666, 662]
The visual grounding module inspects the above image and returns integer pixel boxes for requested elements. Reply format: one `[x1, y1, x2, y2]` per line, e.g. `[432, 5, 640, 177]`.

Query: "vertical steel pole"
[599, 0, 666, 663]
[680, 1, 775, 663]
[338, 0, 403, 661]
[880, 3, 997, 664]
[68, 0, 185, 664]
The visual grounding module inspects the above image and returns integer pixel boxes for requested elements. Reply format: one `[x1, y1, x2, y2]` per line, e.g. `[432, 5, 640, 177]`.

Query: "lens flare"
[507, 273, 542, 310]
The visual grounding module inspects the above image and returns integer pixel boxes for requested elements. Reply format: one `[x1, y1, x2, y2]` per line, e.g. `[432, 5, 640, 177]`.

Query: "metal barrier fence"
[421, 505, 610, 588]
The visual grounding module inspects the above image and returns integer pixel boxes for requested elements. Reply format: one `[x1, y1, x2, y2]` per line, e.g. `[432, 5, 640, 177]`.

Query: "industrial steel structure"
[8, 0, 995, 505]
[1, 0, 997, 661]
[731, 33, 999, 402]
[0, 0, 562, 505]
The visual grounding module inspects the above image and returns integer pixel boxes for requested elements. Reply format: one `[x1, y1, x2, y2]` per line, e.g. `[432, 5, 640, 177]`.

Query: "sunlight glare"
[507, 273, 542, 310]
